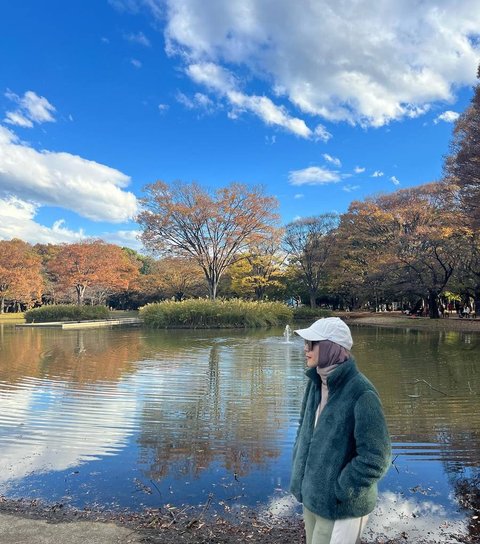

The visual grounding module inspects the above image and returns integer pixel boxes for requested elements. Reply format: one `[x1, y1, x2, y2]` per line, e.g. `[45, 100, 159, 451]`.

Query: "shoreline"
[335, 311, 480, 333]
[0, 497, 448, 544]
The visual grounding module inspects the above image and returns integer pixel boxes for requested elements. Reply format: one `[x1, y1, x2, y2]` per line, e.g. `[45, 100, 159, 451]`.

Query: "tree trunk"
[76, 285, 86, 305]
[474, 285, 480, 316]
[0, 296, 4, 314]
[309, 292, 316, 308]
[207, 278, 218, 300]
[428, 291, 440, 319]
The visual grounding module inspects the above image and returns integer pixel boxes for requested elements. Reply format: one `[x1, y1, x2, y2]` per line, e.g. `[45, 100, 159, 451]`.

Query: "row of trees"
[2, 68, 480, 316]
[1, 176, 478, 318]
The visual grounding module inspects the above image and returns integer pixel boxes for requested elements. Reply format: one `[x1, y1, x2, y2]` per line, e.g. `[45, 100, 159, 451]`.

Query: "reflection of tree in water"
[138, 341, 286, 482]
[453, 471, 480, 543]
[360, 328, 480, 466]
[0, 328, 140, 385]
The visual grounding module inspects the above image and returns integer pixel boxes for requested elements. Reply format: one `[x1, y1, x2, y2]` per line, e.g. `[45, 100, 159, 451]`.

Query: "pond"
[0, 323, 479, 542]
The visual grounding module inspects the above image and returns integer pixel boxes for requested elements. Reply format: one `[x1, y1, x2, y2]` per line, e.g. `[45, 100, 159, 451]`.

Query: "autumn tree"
[450, 231, 480, 312]
[0, 239, 43, 313]
[229, 229, 285, 300]
[445, 64, 480, 228]
[335, 198, 406, 310]
[155, 257, 205, 300]
[33, 243, 63, 304]
[283, 214, 339, 308]
[339, 183, 464, 318]
[137, 181, 280, 299]
[48, 240, 140, 305]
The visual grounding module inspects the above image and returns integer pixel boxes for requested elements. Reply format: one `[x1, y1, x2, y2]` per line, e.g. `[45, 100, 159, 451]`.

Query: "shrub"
[24, 305, 110, 323]
[140, 299, 293, 328]
[292, 306, 333, 321]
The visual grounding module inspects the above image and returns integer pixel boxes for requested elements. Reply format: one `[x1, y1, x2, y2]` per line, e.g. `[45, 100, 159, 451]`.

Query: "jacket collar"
[305, 358, 358, 390]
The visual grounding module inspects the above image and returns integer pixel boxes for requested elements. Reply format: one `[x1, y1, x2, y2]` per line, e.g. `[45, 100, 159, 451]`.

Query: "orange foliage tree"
[137, 181, 280, 299]
[47, 240, 140, 305]
[339, 183, 464, 317]
[154, 257, 205, 300]
[0, 239, 43, 313]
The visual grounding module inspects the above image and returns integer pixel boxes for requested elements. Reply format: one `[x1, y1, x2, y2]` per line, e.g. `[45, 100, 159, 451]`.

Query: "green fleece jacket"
[290, 358, 391, 520]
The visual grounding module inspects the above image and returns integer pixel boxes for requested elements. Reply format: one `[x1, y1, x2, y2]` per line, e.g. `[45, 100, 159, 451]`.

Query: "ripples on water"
[0, 324, 479, 541]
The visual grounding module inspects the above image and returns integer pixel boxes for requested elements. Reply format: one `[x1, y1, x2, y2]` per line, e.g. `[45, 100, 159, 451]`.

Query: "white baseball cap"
[294, 317, 353, 350]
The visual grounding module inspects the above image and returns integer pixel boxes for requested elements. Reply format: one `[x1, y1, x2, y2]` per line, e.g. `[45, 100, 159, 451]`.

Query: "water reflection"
[0, 324, 479, 542]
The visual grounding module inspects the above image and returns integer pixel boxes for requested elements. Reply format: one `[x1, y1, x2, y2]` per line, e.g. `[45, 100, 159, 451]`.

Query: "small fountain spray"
[283, 324, 292, 343]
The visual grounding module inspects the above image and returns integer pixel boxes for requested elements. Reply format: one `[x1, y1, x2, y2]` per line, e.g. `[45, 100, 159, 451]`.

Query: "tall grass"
[140, 299, 293, 328]
[25, 305, 110, 323]
[0, 313, 25, 320]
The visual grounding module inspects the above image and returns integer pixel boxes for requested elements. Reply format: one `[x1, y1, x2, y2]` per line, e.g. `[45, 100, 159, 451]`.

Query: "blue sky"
[1, 1, 479, 251]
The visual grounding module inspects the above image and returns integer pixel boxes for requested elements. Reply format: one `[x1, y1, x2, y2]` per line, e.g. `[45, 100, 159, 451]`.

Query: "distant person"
[290, 317, 391, 544]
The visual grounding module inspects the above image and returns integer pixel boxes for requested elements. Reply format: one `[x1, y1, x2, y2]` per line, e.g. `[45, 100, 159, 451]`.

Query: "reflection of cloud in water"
[262, 491, 467, 543]
[365, 491, 466, 543]
[0, 377, 138, 488]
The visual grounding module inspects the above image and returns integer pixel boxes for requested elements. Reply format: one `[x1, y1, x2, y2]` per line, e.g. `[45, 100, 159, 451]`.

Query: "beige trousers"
[303, 506, 369, 544]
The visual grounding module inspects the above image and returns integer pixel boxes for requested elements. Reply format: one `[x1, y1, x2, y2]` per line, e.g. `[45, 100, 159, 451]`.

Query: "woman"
[290, 317, 391, 544]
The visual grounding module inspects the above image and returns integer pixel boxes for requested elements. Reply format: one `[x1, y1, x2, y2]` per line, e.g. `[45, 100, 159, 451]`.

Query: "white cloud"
[4, 90, 56, 127]
[288, 166, 342, 186]
[391, 175, 400, 185]
[4, 110, 33, 128]
[323, 153, 341, 167]
[0, 195, 143, 249]
[342, 184, 360, 192]
[354, 166, 365, 174]
[293, 193, 304, 199]
[0, 196, 86, 244]
[434, 110, 460, 123]
[176, 92, 195, 109]
[314, 124, 332, 142]
[125, 31, 151, 46]
[155, 0, 480, 127]
[101, 229, 143, 251]
[228, 90, 312, 137]
[158, 103, 169, 113]
[176, 91, 216, 114]
[0, 125, 137, 222]
[372, 170, 384, 177]
[186, 62, 314, 138]
[131, 58, 142, 68]
[193, 92, 213, 107]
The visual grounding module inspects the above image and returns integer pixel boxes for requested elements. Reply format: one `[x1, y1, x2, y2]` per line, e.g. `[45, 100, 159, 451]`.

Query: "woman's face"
[304, 340, 320, 368]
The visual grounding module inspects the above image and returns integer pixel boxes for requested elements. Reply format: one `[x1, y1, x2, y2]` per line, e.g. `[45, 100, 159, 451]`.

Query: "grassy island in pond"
[24, 305, 110, 323]
[140, 299, 293, 328]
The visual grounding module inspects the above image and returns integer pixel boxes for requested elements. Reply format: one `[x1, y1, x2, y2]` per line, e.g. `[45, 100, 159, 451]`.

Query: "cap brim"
[293, 327, 328, 341]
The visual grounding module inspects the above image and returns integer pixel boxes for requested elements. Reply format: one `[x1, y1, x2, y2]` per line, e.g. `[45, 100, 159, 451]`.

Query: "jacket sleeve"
[293, 381, 311, 442]
[335, 390, 391, 501]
